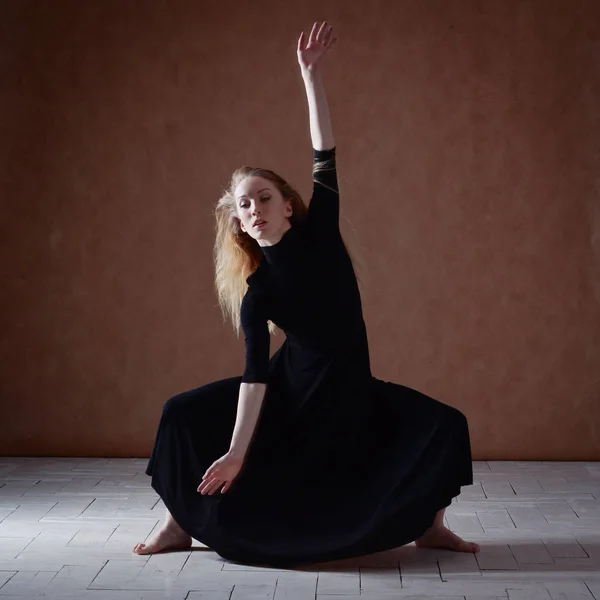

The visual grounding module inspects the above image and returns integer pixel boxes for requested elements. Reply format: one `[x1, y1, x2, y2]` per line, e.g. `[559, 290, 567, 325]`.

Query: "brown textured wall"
[1, 1, 598, 459]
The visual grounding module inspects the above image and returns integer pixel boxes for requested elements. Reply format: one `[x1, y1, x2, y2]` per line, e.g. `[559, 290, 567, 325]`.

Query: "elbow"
[240, 379, 268, 387]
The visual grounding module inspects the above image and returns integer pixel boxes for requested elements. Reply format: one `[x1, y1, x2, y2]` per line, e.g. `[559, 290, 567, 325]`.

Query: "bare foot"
[415, 525, 480, 553]
[133, 525, 192, 555]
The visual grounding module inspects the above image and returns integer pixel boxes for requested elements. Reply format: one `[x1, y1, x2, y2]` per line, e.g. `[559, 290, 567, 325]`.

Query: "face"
[235, 176, 293, 246]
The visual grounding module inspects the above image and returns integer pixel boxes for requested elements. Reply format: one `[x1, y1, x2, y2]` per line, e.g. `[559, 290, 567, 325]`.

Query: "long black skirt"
[145, 376, 473, 567]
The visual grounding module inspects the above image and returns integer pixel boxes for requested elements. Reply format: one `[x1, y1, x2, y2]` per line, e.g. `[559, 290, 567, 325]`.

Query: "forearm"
[228, 382, 267, 460]
[302, 69, 335, 151]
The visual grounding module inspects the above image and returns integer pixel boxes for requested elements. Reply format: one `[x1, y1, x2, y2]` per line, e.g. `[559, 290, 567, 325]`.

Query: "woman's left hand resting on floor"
[198, 452, 244, 495]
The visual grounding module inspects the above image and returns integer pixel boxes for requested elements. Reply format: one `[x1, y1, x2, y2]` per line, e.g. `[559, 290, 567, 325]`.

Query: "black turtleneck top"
[239, 147, 371, 389]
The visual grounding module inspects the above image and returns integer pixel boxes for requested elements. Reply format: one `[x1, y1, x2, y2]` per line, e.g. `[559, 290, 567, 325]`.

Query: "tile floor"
[0, 458, 599, 599]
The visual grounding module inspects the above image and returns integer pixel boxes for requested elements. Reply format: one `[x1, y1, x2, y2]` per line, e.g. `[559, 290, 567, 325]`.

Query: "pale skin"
[134, 21, 480, 556]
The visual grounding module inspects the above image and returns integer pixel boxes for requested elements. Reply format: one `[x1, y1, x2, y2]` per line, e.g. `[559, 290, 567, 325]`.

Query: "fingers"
[308, 21, 319, 45]
[202, 461, 220, 481]
[199, 463, 220, 494]
[198, 476, 234, 495]
[301, 22, 335, 51]
[198, 477, 224, 495]
[317, 21, 334, 44]
[206, 480, 222, 495]
[318, 22, 331, 45]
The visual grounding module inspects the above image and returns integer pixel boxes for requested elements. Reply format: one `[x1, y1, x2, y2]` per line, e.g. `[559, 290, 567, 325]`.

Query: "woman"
[134, 21, 480, 566]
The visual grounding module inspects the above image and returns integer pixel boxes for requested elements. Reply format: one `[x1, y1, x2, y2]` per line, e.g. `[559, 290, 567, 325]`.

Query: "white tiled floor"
[0, 458, 599, 599]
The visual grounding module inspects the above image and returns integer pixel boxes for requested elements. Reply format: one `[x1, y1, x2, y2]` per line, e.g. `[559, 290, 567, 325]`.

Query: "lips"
[253, 220, 267, 228]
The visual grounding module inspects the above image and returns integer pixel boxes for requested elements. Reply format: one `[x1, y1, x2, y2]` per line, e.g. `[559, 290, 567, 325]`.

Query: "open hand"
[197, 452, 244, 495]
[297, 21, 337, 74]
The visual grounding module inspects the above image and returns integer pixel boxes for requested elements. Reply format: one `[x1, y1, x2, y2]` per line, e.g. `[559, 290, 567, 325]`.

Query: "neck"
[257, 220, 292, 247]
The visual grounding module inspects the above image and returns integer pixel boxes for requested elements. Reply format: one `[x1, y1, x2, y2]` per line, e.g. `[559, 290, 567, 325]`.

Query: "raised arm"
[298, 22, 340, 233]
[297, 21, 337, 151]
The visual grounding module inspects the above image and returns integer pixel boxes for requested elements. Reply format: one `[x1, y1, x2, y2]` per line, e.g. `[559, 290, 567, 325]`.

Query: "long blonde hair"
[213, 159, 363, 336]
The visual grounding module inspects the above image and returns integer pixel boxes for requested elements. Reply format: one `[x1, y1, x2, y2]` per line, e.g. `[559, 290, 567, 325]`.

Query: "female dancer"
[134, 21, 480, 566]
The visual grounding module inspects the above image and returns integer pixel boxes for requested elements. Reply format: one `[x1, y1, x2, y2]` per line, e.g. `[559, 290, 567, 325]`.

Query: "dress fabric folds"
[145, 147, 474, 567]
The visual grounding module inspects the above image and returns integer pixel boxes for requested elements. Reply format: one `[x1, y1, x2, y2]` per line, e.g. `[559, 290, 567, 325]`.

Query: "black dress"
[145, 147, 474, 567]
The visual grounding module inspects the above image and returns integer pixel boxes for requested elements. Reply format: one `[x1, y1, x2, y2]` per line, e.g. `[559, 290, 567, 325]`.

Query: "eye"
[239, 196, 268, 209]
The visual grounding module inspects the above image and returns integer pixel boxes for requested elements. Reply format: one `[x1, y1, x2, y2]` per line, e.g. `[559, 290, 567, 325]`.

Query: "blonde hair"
[213, 159, 364, 336]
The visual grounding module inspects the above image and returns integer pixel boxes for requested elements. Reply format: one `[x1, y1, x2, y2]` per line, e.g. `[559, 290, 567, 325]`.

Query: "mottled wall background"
[1, 0, 598, 458]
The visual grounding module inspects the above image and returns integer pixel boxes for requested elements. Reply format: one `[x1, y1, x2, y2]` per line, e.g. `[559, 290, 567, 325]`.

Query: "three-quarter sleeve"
[306, 147, 339, 234]
[240, 286, 270, 383]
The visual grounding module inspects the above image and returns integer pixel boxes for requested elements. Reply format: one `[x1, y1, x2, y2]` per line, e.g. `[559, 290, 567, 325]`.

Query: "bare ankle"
[163, 508, 187, 535]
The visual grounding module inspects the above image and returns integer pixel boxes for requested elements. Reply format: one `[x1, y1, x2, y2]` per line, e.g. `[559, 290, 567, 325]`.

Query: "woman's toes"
[416, 526, 480, 553]
[132, 527, 192, 555]
[459, 539, 480, 553]
[133, 541, 160, 555]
